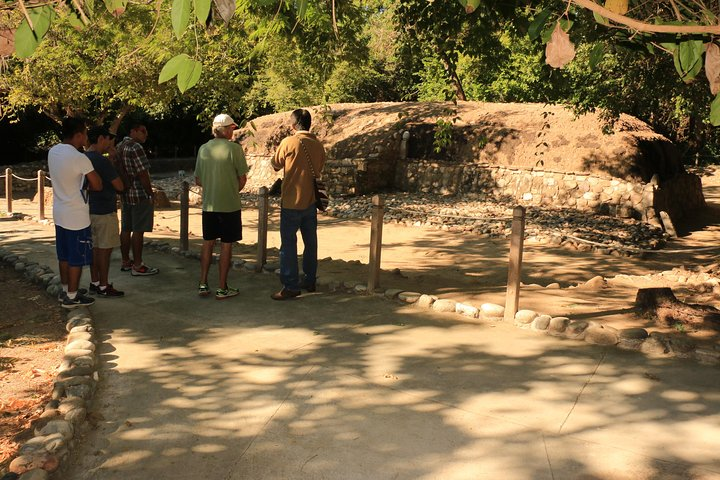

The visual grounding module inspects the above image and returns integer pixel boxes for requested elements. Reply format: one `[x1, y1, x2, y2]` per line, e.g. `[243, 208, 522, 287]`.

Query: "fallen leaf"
[604, 0, 628, 15]
[545, 22, 576, 69]
[706, 43, 720, 94]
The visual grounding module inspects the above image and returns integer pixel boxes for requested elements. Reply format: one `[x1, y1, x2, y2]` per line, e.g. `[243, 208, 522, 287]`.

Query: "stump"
[635, 288, 720, 331]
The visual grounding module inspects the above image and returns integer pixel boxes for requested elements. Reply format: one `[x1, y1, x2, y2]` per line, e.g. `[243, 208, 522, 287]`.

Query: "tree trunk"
[438, 54, 467, 101]
[635, 287, 720, 331]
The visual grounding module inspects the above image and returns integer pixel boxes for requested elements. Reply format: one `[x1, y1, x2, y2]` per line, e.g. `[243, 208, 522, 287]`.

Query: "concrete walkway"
[1, 220, 719, 480]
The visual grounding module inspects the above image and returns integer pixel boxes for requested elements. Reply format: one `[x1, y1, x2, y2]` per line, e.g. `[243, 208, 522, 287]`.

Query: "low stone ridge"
[0, 250, 100, 479]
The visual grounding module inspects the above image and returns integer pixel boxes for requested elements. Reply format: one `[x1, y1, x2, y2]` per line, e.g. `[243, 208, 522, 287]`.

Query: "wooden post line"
[180, 181, 189, 251]
[504, 205, 526, 322]
[255, 187, 269, 272]
[37, 170, 45, 220]
[368, 195, 385, 293]
[5, 168, 11, 215]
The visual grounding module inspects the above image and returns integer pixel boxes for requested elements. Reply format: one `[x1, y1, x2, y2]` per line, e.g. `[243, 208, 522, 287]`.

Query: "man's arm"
[238, 174, 247, 192]
[270, 142, 285, 172]
[111, 177, 124, 192]
[137, 170, 154, 197]
[86, 170, 102, 191]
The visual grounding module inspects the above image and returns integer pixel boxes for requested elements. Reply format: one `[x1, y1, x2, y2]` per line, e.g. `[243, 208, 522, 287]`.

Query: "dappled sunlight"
[2, 220, 720, 479]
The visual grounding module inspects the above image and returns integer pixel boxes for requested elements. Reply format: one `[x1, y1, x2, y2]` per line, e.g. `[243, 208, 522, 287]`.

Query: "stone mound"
[236, 101, 682, 182]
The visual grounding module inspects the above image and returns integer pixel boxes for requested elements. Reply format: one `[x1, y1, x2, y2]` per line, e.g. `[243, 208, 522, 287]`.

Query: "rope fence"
[3, 168, 700, 320]
[11, 173, 39, 182]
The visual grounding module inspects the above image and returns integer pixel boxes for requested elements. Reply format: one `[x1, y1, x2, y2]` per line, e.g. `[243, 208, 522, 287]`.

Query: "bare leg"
[120, 230, 132, 264]
[59, 260, 69, 286]
[131, 231, 145, 266]
[91, 248, 100, 283]
[96, 248, 113, 286]
[200, 240, 216, 285]
[219, 242, 233, 289]
[67, 265, 82, 293]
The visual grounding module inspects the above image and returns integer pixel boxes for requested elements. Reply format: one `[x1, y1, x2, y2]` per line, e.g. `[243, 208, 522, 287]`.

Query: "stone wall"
[244, 154, 394, 197]
[395, 160, 705, 223]
[243, 153, 705, 224]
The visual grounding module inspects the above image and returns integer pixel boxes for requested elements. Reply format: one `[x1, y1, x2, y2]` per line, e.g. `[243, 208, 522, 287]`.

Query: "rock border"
[145, 239, 720, 367]
[0, 248, 98, 480]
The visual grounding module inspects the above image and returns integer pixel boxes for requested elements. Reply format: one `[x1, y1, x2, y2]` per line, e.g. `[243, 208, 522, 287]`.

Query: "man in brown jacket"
[270, 109, 327, 300]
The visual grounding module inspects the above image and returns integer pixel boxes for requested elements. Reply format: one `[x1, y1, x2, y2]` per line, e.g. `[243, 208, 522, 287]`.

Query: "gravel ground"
[155, 176, 667, 256]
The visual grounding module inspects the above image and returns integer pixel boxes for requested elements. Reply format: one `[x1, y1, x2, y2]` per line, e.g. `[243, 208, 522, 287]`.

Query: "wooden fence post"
[368, 195, 385, 293]
[504, 205, 526, 322]
[180, 181, 189, 251]
[5, 168, 12, 215]
[37, 170, 45, 220]
[255, 187, 269, 272]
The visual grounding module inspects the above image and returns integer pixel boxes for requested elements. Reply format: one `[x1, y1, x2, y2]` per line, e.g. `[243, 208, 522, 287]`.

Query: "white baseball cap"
[212, 114, 236, 127]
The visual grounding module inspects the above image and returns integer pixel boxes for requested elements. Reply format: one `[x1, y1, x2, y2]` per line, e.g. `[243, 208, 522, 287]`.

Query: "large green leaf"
[589, 43, 604, 70]
[158, 53, 190, 83]
[177, 58, 202, 93]
[673, 39, 704, 83]
[29, 6, 55, 38]
[710, 94, 720, 126]
[464, 0, 480, 14]
[295, 0, 308, 19]
[194, 0, 212, 25]
[14, 6, 55, 59]
[103, 0, 127, 16]
[528, 9, 552, 41]
[558, 18, 573, 32]
[14, 19, 39, 59]
[172, 0, 192, 39]
[593, 11, 609, 26]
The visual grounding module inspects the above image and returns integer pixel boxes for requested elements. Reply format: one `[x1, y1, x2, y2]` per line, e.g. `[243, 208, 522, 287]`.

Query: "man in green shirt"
[194, 114, 249, 300]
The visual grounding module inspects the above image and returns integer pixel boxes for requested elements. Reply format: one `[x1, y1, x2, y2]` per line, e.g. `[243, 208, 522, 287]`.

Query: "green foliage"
[14, 6, 56, 59]
[433, 115, 459, 153]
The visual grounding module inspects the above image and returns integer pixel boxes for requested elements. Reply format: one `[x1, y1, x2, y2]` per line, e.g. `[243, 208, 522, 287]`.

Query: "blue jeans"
[279, 205, 318, 291]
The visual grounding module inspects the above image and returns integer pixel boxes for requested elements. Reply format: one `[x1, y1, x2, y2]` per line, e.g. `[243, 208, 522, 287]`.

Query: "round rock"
[38, 420, 73, 440]
[455, 303, 479, 318]
[584, 325, 619, 345]
[619, 328, 649, 340]
[384, 289, 403, 300]
[531, 315, 551, 330]
[65, 340, 95, 353]
[514, 309, 538, 324]
[432, 299, 456, 313]
[397, 292, 421, 304]
[416, 294, 438, 309]
[565, 320, 590, 339]
[480, 303, 504, 319]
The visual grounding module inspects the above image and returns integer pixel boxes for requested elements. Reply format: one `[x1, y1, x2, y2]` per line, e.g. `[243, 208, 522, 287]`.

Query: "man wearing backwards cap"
[194, 114, 249, 300]
[86, 126, 125, 298]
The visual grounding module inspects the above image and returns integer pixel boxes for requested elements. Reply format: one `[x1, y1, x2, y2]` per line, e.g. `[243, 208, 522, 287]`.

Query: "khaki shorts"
[90, 213, 121, 249]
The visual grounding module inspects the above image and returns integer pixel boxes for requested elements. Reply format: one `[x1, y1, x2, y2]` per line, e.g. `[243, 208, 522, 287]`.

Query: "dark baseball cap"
[88, 126, 116, 144]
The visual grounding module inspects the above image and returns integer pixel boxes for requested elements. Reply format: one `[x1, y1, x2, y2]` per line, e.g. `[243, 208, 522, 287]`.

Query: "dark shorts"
[55, 225, 93, 267]
[121, 199, 154, 232]
[202, 210, 242, 243]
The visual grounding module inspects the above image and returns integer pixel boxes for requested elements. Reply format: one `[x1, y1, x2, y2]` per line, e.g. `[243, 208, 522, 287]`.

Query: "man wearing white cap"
[194, 114, 249, 299]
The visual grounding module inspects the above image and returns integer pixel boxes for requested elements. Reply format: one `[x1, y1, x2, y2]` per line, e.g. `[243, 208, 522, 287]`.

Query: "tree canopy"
[3, 0, 720, 161]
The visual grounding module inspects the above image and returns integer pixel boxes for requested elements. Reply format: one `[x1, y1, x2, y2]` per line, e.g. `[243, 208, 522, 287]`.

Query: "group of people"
[48, 107, 327, 308]
[195, 108, 327, 301]
[48, 118, 159, 309]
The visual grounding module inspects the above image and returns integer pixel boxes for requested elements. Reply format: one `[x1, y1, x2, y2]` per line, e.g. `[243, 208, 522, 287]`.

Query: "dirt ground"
[0, 165, 719, 475]
[0, 264, 66, 472]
